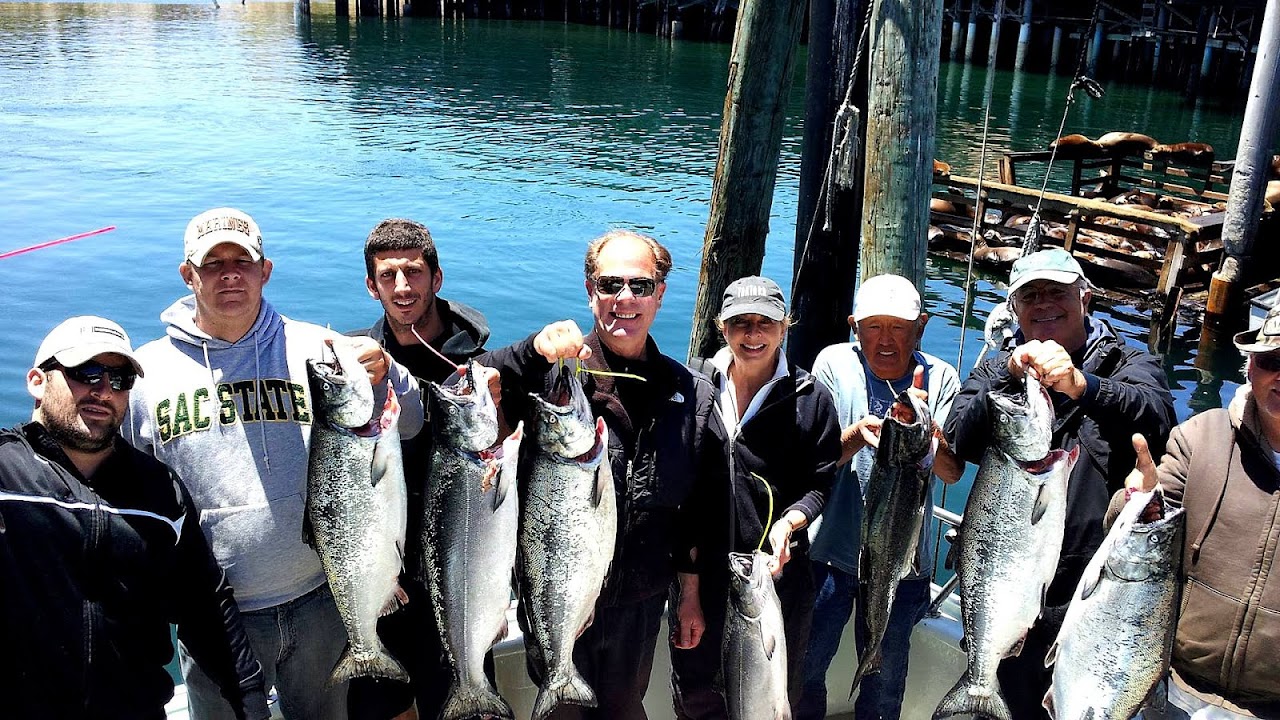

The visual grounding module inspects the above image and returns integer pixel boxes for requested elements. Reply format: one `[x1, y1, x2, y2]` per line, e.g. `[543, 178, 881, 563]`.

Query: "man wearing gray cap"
[944, 248, 1176, 719]
[1116, 305, 1280, 719]
[0, 316, 269, 720]
[125, 207, 424, 719]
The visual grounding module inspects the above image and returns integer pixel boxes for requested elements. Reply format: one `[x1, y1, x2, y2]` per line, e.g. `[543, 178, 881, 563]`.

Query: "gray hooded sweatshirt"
[125, 296, 422, 611]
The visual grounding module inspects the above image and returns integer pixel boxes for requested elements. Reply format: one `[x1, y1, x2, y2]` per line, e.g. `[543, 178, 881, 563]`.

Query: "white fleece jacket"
[124, 296, 422, 611]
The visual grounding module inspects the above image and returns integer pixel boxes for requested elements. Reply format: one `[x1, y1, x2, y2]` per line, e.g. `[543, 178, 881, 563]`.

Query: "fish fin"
[933, 671, 1013, 720]
[1079, 564, 1103, 600]
[1042, 687, 1057, 719]
[848, 647, 882, 699]
[379, 583, 408, 617]
[1031, 481, 1050, 524]
[301, 507, 315, 548]
[591, 425, 612, 509]
[1044, 638, 1059, 668]
[492, 422, 525, 513]
[578, 610, 596, 638]
[327, 645, 408, 686]
[493, 616, 510, 646]
[1008, 635, 1027, 658]
[753, 621, 778, 661]
[440, 680, 514, 720]
[531, 666, 597, 720]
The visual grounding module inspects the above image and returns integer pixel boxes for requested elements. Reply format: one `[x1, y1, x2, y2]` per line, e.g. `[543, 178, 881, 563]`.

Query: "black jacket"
[0, 423, 268, 720]
[482, 331, 715, 606]
[351, 297, 490, 568]
[683, 360, 841, 581]
[944, 318, 1176, 603]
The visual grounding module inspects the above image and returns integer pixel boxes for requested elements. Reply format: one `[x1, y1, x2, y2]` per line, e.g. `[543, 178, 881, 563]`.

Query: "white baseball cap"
[852, 274, 922, 322]
[34, 316, 145, 377]
[184, 207, 264, 266]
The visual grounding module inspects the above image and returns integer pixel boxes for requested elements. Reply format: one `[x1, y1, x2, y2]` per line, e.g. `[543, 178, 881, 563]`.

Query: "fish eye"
[321, 382, 331, 391]
[548, 416, 559, 425]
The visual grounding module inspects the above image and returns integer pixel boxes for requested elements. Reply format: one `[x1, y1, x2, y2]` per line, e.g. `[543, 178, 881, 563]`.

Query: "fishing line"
[562, 357, 647, 383]
[955, 102, 993, 375]
[0, 226, 116, 261]
[410, 325, 464, 371]
[751, 472, 775, 553]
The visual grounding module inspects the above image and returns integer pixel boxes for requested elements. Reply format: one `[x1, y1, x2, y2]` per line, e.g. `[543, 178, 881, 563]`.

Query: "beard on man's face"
[40, 393, 120, 454]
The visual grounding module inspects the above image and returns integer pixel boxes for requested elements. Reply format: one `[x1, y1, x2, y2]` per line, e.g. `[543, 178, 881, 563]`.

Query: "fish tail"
[933, 671, 1012, 720]
[848, 648, 882, 698]
[441, 681, 514, 720]
[532, 667, 597, 720]
[327, 645, 409, 686]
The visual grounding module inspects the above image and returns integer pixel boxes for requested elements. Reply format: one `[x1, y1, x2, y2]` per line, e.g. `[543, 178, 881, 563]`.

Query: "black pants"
[347, 577, 496, 720]
[522, 592, 668, 720]
[670, 556, 816, 720]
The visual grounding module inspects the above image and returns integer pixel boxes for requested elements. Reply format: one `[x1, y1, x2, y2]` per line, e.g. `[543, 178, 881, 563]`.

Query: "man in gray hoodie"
[125, 207, 424, 720]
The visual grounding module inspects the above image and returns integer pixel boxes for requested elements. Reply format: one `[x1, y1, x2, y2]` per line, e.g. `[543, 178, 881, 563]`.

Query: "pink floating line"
[0, 225, 117, 261]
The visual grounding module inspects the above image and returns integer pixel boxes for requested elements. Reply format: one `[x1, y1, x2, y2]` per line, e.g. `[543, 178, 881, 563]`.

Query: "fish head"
[1108, 493, 1186, 582]
[428, 361, 499, 452]
[988, 374, 1054, 463]
[727, 550, 772, 619]
[878, 389, 933, 462]
[306, 341, 375, 429]
[532, 363, 597, 459]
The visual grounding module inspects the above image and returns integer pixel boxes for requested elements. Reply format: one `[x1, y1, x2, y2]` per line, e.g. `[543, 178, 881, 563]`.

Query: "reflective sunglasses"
[1253, 351, 1280, 373]
[593, 275, 658, 298]
[42, 360, 138, 391]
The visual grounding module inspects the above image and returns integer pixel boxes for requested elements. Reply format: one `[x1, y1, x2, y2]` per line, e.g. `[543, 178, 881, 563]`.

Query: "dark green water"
[0, 3, 1254, 596]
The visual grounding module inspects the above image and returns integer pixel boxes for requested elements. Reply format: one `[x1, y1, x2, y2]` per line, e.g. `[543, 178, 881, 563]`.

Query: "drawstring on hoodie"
[254, 332, 270, 472]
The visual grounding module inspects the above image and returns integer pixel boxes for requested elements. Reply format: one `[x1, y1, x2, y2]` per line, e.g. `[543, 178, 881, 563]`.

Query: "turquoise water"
[0, 5, 1253, 519]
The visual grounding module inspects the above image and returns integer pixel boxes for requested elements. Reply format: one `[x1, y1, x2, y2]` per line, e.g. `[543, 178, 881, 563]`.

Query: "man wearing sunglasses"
[1109, 304, 1280, 720]
[943, 248, 1176, 719]
[124, 207, 424, 720]
[481, 229, 715, 720]
[0, 316, 269, 719]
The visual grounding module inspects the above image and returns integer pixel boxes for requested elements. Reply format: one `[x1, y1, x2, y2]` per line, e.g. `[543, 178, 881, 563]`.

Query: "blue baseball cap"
[1008, 248, 1086, 296]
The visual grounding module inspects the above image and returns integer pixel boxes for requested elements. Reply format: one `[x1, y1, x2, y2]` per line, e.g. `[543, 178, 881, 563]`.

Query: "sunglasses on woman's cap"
[41, 360, 138, 391]
[593, 275, 658, 297]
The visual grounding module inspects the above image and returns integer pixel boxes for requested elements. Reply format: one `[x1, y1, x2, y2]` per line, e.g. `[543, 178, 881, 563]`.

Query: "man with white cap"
[125, 208, 424, 719]
[1111, 305, 1280, 720]
[944, 248, 1175, 719]
[0, 316, 269, 719]
[797, 274, 963, 720]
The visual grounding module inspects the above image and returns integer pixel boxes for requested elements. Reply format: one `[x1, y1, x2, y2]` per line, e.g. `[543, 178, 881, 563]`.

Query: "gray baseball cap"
[720, 276, 786, 322]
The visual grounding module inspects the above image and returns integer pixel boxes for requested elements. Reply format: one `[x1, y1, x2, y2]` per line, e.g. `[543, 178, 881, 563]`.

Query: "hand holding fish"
[673, 572, 705, 650]
[1007, 339, 1087, 399]
[533, 320, 593, 363]
[841, 416, 883, 462]
[1124, 433, 1158, 493]
[321, 336, 393, 385]
[766, 510, 806, 577]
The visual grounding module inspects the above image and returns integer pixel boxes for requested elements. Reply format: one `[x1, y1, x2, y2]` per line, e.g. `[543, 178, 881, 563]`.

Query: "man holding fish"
[942, 248, 1175, 720]
[125, 208, 426, 720]
[1113, 304, 1280, 720]
[797, 273, 964, 720]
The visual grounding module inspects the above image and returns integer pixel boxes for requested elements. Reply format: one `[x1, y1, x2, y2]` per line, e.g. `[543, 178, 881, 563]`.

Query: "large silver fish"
[722, 550, 791, 720]
[305, 341, 408, 685]
[850, 390, 934, 694]
[518, 364, 616, 720]
[1043, 489, 1185, 720]
[421, 363, 524, 720]
[935, 374, 1077, 720]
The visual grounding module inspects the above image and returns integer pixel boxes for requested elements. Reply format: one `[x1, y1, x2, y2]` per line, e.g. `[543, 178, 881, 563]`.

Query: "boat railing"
[927, 504, 963, 617]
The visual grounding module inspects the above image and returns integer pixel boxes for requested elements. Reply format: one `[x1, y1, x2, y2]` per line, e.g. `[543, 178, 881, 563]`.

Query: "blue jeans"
[181, 583, 348, 720]
[853, 574, 930, 720]
[797, 563, 857, 720]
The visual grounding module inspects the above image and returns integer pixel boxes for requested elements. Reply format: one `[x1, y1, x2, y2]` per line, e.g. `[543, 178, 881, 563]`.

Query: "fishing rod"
[0, 226, 117, 261]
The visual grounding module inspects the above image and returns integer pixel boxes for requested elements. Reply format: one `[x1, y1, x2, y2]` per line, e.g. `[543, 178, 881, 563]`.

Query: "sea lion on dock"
[1266, 180, 1280, 207]
[1109, 189, 1160, 209]
[973, 233, 1023, 267]
[1095, 132, 1158, 156]
[1049, 134, 1105, 159]
[1150, 142, 1215, 164]
[934, 159, 952, 176]
[1270, 154, 1280, 179]
[930, 198, 957, 215]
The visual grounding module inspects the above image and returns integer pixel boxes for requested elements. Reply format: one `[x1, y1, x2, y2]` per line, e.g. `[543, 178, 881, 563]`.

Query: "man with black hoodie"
[1, 316, 268, 720]
[348, 218, 492, 720]
[944, 248, 1175, 719]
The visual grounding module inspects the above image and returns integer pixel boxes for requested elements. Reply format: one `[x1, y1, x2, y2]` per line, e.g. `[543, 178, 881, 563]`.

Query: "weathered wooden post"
[688, 0, 808, 360]
[1152, 4, 1168, 80]
[1199, 8, 1219, 87]
[951, 0, 967, 60]
[860, 0, 945, 286]
[965, 1, 979, 61]
[789, 0, 870, 369]
[1087, 8, 1104, 76]
[1014, 0, 1032, 70]
[987, 0, 1004, 67]
[1204, 0, 1280, 332]
[1050, 24, 1063, 70]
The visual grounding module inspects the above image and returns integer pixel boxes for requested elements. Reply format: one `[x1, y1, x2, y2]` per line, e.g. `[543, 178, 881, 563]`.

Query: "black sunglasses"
[594, 275, 658, 298]
[1254, 351, 1280, 373]
[42, 360, 137, 391]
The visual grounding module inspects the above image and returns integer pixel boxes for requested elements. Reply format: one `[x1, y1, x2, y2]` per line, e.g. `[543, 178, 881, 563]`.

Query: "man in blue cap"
[944, 248, 1176, 719]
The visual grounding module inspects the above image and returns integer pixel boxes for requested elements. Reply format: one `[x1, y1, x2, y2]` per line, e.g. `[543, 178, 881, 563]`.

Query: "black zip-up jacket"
[944, 317, 1176, 603]
[482, 331, 715, 606]
[351, 297, 490, 568]
[683, 359, 841, 581]
[0, 423, 268, 720]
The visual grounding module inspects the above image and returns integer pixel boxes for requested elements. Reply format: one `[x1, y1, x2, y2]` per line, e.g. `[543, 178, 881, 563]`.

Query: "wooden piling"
[965, 2, 978, 62]
[1087, 8, 1104, 77]
[1206, 0, 1280, 331]
[987, 0, 1004, 67]
[1014, 0, 1031, 70]
[859, 0, 944, 286]
[1050, 24, 1062, 70]
[789, 0, 869, 370]
[688, 0, 808, 360]
[950, 1, 966, 60]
